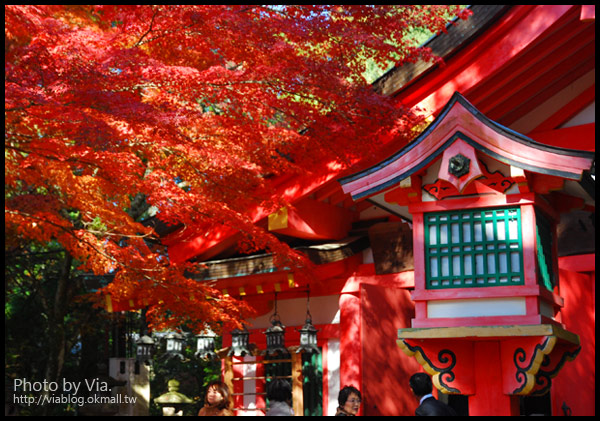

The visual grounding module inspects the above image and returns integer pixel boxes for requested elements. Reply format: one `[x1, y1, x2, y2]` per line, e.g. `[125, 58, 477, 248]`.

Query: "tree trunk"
[41, 252, 73, 415]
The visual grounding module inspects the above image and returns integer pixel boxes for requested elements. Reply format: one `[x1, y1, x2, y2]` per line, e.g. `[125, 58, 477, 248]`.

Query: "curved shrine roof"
[339, 92, 595, 201]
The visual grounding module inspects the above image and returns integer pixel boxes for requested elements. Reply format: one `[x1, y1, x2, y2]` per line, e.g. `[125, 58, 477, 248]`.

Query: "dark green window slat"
[265, 353, 323, 416]
[424, 207, 525, 289]
[302, 351, 323, 416]
[535, 210, 555, 292]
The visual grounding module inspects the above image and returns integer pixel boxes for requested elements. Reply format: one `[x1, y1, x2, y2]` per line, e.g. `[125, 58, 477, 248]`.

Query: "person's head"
[338, 385, 361, 415]
[266, 378, 292, 403]
[409, 373, 433, 398]
[204, 380, 230, 409]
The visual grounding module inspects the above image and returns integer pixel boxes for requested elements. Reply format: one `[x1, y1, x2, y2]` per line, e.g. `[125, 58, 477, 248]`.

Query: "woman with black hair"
[266, 378, 294, 416]
[335, 385, 361, 416]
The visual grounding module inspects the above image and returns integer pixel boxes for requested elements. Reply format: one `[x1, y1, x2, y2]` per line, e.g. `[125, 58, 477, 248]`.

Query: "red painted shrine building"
[114, 5, 596, 416]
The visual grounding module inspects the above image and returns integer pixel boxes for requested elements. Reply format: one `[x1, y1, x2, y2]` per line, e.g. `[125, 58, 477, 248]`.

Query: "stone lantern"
[135, 334, 155, 365]
[165, 332, 186, 360]
[154, 379, 193, 416]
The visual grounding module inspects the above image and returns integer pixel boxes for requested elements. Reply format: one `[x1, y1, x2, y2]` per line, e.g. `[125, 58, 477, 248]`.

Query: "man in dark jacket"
[409, 373, 457, 416]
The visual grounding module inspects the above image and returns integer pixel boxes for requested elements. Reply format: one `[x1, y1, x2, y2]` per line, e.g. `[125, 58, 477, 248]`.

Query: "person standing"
[409, 373, 457, 416]
[335, 385, 362, 416]
[265, 378, 294, 416]
[198, 380, 234, 416]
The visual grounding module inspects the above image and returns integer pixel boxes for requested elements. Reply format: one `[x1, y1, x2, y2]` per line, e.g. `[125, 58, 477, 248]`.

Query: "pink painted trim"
[408, 194, 560, 225]
[342, 98, 593, 199]
[411, 314, 544, 328]
[408, 192, 537, 213]
[520, 204, 538, 288]
[437, 138, 483, 192]
[525, 296, 539, 316]
[411, 290, 563, 312]
[413, 213, 426, 291]
[411, 284, 549, 301]
[580, 4, 595, 21]
[414, 301, 427, 323]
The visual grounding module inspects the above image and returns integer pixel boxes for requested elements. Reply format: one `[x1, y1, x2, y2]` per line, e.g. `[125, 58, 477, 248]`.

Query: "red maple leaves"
[5, 5, 471, 333]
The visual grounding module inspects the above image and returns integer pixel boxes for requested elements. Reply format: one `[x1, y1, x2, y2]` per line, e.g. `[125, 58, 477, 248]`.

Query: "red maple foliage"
[5, 5, 471, 333]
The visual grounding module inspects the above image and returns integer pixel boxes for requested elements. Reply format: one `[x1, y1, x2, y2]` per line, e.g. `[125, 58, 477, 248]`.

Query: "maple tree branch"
[200, 79, 332, 107]
[6, 209, 163, 273]
[133, 6, 159, 48]
[132, 8, 206, 48]
[5, 144, 103, 170]
[83, 228, 153, 239]
[159, 144, 273, 205]
[34, 56, 46, 88]
[268, 104, 310, 129]
[4, 100, 40, 113]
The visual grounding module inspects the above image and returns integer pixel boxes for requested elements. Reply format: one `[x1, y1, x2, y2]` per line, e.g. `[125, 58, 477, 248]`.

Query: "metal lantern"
[165, 331, 186, 359]
[297, 291, 320, 354]
[195, 328, 218, 360]
[297, 317, 320, 354]
[264, 317, 289, 357]
[263, 293, 289, 357]
[228, 326, 252, 357]
[136, 334, 156, 364]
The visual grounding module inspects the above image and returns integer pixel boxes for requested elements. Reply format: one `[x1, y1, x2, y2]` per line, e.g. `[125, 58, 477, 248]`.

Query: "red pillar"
[232, 356, 244, 415]
[339, 292, 362, 414]
[255, 358, 266, 415]
[470, 341, 519, 416]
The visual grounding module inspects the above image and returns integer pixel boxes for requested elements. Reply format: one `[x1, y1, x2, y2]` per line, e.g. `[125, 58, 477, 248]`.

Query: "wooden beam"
[374, 5, 511, 96]
[530, 87, 595, 133]
[313, 180, 344, 203]
[398, 324, 579, 341]
[223, 356, 235, 410]
[497, 49, 595, 126]
[528, 123, 595, 152]
[166, 163, 356, 263]
[398, 6, 576, 114]
[580, 4, 595, 22]
[291, 351, 304, 416]
[268, 197, 355, 240]
[474, 14, 592, 117]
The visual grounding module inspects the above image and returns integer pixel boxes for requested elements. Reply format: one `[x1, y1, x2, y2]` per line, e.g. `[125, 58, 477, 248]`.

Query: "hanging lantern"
[263, 293, 289, 357]
[165, 331, 186, 359]
[297, 291, 320, 354]
[264, 318, 289, 357]
[228, 326, 252, 357]
[297, 317, 320, 354]
[136, 334, 156, 364]
[195, 328, 218, 360]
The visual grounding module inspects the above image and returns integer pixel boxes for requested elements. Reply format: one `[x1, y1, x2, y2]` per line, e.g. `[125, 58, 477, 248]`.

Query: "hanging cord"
[305, 289, 313, 322]
[270, 292, 281, 324]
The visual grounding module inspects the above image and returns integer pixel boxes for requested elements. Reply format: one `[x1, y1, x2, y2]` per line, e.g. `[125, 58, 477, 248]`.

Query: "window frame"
[424, 206, 525, 289]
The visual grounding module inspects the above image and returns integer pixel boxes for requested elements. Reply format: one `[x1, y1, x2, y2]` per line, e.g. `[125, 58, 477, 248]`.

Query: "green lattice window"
[424, 207, 525, 289]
